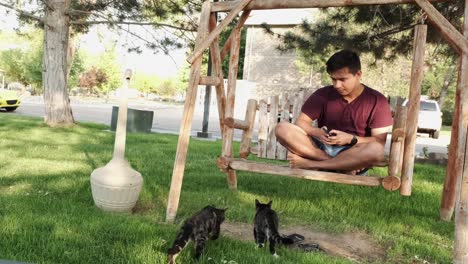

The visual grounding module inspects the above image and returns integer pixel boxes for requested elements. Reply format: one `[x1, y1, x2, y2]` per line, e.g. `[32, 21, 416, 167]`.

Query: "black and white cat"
[167, 206, 227, 264]
[254, 199, 294, 257]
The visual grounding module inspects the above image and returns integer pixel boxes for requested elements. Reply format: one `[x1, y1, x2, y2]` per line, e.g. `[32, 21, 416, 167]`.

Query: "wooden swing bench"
[166, 1, 468, 245]
[216, 91, 408, 192]
[163, 0, 468, 261]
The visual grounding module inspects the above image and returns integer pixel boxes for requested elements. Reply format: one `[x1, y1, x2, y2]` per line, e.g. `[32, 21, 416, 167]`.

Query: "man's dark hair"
[326, 50, 361, 75]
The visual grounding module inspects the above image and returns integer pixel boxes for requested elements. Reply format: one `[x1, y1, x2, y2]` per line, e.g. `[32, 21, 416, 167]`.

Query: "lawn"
[441, 125, 452, 137]
[0, 114, 453, 263]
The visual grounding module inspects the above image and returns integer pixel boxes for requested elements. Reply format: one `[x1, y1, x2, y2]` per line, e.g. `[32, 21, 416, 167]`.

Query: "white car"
[403, 98, 442, 139]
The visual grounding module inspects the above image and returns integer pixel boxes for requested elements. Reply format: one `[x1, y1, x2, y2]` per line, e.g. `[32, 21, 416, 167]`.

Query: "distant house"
[242, 9, 321, 98]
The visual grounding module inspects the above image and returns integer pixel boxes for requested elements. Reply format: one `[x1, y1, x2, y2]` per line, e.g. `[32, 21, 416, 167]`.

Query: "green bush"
[442, 110, 453, 126]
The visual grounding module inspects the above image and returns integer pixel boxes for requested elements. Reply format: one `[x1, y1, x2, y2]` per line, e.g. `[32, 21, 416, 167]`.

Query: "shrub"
[442, 110, 453, 126]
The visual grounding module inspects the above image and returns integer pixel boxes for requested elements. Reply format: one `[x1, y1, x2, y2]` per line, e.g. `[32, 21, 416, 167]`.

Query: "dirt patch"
[222, 222, 386, 263]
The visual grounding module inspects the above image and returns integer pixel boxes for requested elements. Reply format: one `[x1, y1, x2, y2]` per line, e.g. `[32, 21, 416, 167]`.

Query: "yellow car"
[0, 89, 21, 111]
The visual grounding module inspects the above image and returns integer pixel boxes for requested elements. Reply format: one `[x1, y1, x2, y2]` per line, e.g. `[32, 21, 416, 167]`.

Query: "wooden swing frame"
[165, 0, 468, 261]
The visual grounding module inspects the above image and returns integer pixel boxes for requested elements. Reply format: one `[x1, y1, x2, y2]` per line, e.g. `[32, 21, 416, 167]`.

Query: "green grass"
[0, 114, 453, 263]
[441, 126, 452, 137]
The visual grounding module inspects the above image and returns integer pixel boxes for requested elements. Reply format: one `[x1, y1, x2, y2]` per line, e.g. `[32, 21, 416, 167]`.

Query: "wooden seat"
[218, 91, 406, 192]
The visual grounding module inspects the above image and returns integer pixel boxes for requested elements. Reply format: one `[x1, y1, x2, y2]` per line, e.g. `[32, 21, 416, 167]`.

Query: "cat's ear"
[222, 207, 228, 212]
[255, 199, 260, 207]
[267, 200, 273, 207]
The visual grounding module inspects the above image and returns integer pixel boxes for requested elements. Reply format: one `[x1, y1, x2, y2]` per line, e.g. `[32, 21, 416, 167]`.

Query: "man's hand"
[320, 129, 353, 146]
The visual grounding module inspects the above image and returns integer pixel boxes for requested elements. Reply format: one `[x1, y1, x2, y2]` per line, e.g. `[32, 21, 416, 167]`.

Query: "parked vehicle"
[403, 98, 442, 139]
[0, 89, 21, 112]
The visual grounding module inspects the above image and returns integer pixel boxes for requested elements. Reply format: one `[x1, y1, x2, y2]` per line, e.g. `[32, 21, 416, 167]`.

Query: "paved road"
[12, 96, 244, 138]
[9, 97, 450, 156]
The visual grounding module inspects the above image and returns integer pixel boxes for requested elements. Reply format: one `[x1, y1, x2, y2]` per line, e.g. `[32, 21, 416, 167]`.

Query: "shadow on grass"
[0, 114, 454, 263]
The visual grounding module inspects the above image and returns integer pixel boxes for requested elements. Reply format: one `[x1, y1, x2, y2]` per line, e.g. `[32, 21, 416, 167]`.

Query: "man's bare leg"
[287, 142, 386, 171]
[275, 122, 330, 161]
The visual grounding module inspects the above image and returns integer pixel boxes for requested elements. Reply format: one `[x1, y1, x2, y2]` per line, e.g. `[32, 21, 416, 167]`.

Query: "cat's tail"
[168, 224, 193, 263]
[275, 234, 295, 245]
[269, 230, 295, 245]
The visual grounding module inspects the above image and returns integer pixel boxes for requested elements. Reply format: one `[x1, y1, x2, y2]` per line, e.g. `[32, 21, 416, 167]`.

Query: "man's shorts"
[311, 137, 368, 176]
[311, 137, 351, 157]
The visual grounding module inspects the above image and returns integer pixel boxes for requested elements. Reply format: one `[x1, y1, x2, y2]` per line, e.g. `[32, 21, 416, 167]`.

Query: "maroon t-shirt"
[301, 85, 393, 137]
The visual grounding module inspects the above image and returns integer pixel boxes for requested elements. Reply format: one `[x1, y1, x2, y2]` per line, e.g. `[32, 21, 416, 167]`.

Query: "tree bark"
[43, 0, 75, 126]
[67, 30, 78, 79]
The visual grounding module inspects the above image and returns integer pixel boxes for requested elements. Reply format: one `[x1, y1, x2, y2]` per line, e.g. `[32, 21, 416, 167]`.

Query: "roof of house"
[244, 8, 317, 26]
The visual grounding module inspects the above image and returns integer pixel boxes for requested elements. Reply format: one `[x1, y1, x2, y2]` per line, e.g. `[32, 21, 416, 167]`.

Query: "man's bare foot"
[287, 153, 318, 169]
[342, 170, 358, 175]
[342, 168, 367, 175]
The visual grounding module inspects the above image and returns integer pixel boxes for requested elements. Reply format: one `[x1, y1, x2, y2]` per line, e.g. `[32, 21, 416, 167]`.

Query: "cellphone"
[322, 127, 336, 136]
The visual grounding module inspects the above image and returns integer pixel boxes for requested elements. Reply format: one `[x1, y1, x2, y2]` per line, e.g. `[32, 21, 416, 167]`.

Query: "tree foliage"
[132, 72, 186, 98]
[0, 28, 84, 94]
[78, 67, 107, 94]
[218, 26, 247, 79]
[275, 3, 462, 60]
[266, 2, 462, 110]
[0, 0, 205, 125]
[133, 73, 160, 94]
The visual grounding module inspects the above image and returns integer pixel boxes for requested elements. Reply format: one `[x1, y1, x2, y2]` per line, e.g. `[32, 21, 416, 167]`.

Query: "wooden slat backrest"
[255, 91, 308, 160]
[276, 93, 289, 160]
[266, 95, 279, 159]
[257, 99, 268, 158]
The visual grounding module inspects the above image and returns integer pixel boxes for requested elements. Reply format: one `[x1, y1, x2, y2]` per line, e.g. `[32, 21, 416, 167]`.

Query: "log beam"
[187, 0, 253, 64]
[239, 99, 258, 159]
[389, 134, 405, 177]
[453, 0, 468, 261]
[165, 1, 211, 222]
[400, 24, 427, 196]
[199, 76, 221, 86]
[209, 14, 227, 138]
[221, 20, 243, 190]
[220, 10, 251, 61]
[225, 117, 250, 130]
[383, 176, 401, 191]
[388, 106, 408, 178]
[211, 0, 447, 12]
[216, 157, 400, 189]
[414, 0, 468, 55]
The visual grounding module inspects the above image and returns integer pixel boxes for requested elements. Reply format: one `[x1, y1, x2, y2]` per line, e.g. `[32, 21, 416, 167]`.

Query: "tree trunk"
[67, 30, 78, 79]
[43, 0, 74, 126]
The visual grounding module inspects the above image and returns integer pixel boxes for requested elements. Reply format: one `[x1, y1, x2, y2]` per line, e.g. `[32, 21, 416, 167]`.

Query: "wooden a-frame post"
[400, 24, 427, 196]
[165, 0, 253, 221]
[439, 0, 468, 223]
[452, 0, 468, 262]
[165, 1, 211, 222]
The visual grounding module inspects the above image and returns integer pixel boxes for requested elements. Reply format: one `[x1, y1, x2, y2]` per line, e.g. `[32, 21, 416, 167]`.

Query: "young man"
[275, 50, 393, 174]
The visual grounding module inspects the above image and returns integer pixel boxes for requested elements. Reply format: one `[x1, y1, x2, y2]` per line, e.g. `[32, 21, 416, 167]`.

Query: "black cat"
[254, 199, 294, 257]
[167, 206, 227, 264]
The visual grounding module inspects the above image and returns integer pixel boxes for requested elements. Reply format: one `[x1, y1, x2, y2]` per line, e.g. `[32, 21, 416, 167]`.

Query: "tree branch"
[0, 1, 44, 22]
[67, 8, 196, 31]
[115, 23, 180, 66]
[70, 19, 195, 31]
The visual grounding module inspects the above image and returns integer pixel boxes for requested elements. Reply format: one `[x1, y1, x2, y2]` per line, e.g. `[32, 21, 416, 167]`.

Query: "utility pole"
[196, 55, 213, 138]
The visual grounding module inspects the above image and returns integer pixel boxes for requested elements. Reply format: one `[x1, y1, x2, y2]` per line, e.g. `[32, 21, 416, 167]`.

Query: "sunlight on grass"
[3, 158, 90, 178]
[0, 114, 456, 264]
[0, 182, 32, 195]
